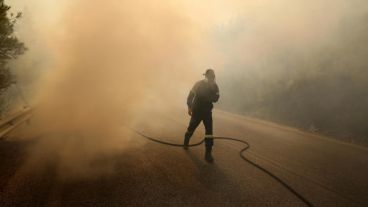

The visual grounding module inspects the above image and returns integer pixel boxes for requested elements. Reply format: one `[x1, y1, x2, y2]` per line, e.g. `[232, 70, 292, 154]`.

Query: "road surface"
[1, 109, 367, 207]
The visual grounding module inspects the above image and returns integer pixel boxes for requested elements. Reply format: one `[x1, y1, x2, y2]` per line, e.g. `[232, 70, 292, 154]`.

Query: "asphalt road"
[1, 109, 367, 207]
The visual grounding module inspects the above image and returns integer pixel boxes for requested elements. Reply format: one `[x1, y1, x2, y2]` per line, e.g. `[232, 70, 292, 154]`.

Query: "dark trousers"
[185, 111, 214, 148]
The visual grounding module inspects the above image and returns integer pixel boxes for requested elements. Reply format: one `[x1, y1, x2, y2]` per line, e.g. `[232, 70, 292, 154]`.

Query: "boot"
[205, 147, 214, 163]
[183, 132, 191, 150]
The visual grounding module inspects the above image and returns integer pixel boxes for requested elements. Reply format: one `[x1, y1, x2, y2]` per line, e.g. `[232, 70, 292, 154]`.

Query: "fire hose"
[130, 128, 315, 207]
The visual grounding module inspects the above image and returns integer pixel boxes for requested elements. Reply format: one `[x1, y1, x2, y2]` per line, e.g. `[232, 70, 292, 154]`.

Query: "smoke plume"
[9, 0, 368, 177]
[11, 0, 208, 178]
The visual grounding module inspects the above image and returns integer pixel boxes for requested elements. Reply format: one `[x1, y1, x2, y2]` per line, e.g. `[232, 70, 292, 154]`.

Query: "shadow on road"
[185, 150, 250, 206]
[1, 137, 253, 207]
[0, 139, 32, 192]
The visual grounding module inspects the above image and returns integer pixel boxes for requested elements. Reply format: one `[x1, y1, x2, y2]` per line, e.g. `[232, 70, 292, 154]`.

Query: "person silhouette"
[184, 69, 220, 162]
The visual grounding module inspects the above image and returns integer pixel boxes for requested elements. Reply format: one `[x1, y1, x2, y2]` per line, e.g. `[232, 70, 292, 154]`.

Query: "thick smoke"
[212, 0, 368, 144]
[11, 0, 209, 178]
[9, 0, 368, 177]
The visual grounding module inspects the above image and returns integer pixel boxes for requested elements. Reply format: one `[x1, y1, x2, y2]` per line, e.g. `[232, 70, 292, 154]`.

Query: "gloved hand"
[188, 108, 192, 116]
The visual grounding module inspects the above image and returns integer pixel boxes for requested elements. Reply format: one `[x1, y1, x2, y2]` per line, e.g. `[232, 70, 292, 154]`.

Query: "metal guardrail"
[0, 107, 32, 139]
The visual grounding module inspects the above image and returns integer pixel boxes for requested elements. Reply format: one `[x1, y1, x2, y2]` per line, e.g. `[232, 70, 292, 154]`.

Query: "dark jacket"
[187, 79, 220, 113]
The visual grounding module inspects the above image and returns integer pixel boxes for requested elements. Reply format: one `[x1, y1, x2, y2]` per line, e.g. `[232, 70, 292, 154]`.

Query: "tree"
[0, 0, 26, 91]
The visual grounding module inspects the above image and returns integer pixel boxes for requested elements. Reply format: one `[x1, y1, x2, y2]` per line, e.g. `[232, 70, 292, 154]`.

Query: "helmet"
[203, 69, 215, 77]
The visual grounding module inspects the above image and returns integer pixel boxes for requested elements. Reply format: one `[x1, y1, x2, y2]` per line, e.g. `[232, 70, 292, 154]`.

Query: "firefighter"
[184, 69, 220, 163]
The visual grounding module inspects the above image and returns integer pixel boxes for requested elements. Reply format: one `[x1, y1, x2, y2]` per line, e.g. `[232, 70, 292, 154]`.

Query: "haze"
[7, 0, 368, 177]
